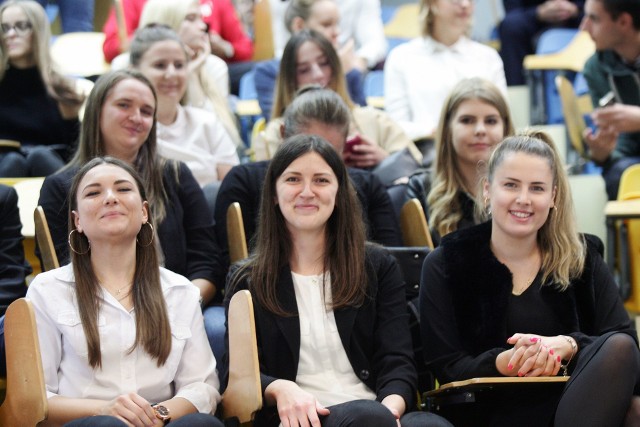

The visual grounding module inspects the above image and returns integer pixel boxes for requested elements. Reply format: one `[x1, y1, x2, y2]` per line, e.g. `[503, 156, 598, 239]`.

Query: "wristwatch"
[151, 403, 171, 425]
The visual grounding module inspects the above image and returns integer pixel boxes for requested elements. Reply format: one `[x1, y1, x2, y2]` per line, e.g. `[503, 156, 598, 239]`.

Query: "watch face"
[153, 404, 171, 421]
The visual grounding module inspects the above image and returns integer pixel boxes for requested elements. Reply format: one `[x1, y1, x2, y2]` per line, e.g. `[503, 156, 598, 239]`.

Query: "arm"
[420, 248, 504, 383]
[102, 0, 144, 63]
[359, 172, 403, 246]
[343, 0, 387, 68]
[207, 0, 254, 62]
[254, 60, 278, 122]
[0, 186, 29, 316]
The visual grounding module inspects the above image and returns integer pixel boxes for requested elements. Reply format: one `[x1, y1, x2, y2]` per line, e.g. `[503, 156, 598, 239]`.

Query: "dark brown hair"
[68, 156, 171, 368]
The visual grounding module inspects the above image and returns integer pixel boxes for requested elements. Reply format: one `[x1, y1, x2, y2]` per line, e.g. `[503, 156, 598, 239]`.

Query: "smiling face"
[1, 6, 34, 68]
[484, 152, 556, 242]
[178, 3, 208, 51]
[295, 40, 332, 88]
[276, 151, 339, 236]
[100, 78, 156, 164]
[451, 98, 504, 169]
[136, 40, 188, 105]
[73, 163, 149, 245]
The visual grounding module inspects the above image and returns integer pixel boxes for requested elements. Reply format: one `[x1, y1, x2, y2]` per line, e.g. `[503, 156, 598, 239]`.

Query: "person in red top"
[102, 0, 253, 64]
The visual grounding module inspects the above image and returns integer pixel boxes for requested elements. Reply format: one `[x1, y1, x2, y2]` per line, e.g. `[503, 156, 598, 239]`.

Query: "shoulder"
[462, 37, 502, 58]
[43, 167, 76, 189]
[255, 59, 279, 76]
[0, 184, 16, 204]
[439, 221, 492, 257]
[27, 264, 76, 301]
[160, 267, 199, 297]
[407, 170, 431, 193]
[387, 38, 422, 58]
[365, 243, 397, 269]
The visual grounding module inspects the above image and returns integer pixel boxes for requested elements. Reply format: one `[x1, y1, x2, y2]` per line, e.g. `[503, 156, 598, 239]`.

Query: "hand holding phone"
[344, 135, 362, 154]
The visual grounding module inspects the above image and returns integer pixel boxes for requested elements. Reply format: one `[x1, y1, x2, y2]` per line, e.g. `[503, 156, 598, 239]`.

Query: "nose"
[474, 121, 486, 135]
[128, 109, 141, 124]
[300, 181, 314, 198]
[164, 64, 176, 78]
[104, 188, 119, 204]
[310, 64, 324, 82]
[516, 188, 531, 205]
[579, 16, 589, 32]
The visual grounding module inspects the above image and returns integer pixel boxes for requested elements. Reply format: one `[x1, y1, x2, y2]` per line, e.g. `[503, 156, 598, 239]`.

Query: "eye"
[141, 107, 154, 117]
[285, 176, 299, 182]
[504, 182, 516, 188]
[459, 116, 474, 124]
[315, 177, 330, 184]
[296, 67, 311, 75]
[531, 185, 545, 192]
[117, 187, 133, 193]
[117, 102, 130, 109]
[485, 117, 499, 125]
[174, 61, 186, 69]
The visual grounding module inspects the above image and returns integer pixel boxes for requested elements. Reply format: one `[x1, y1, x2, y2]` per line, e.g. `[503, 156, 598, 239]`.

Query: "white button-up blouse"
[26, 264, 221, 414]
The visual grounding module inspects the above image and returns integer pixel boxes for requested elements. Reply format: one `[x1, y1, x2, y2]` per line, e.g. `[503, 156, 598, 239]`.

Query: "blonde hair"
[139, 0, 242, 146]
[419, 0, 437, 36]
[0, 0, 83, 105]
[427, 78, 514, 238]
[480, 130, 586, 290]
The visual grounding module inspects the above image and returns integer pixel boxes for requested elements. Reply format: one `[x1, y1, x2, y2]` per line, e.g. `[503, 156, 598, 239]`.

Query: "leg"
[555, 332, 640, 427]
[64, 416, 127, 426]
[400, 410, 454, 427]
[202, 181, 221, 222]
[171, 413, 224, 426]
[499, 10, 541, 86]
[57, 0, 95, 32]
[322, 399, 397, 427]
[25, 146, 65, 177]
[603, 157, 640, 200]
[203, 304, 226, 363]
[0, 152, 27, 177]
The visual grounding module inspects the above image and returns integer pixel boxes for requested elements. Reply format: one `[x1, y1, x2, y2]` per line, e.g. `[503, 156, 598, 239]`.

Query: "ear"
[291, 16, 306, 33]
[617, 11, 633, 29]
[551, 185, 557, 208]
[482, 179, 490, 200]
[72, 210, 82, 233]
[141, 201, 149, 223]
[279, 123, 286, 139]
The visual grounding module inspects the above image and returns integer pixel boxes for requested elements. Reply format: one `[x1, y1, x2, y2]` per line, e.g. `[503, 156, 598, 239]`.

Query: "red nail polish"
[508, 364, 513, 370]
[518, 372, 524, 377]
[550, 349, 554, 355]
[530, 337, 538, 343]
[557, 355, 561, 362]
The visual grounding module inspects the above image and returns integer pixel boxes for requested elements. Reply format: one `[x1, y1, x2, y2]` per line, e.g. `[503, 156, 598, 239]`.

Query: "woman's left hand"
[381, 394, 405, 427]
[187, 35, 211, 74]
[343, 134, 388, 168]
[505, 334, 566, 377]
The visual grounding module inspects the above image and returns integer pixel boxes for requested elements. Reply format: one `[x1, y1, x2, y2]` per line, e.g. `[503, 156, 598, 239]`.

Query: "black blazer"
[224, 245, 417, 420]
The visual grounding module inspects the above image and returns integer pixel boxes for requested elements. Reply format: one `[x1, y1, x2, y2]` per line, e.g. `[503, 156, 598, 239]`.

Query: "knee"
[401, 411, 454, 427]
[603, 333, 640, 367]
[625, 396, 640, 427]
[344, 400, 397, 425]
[0, 152, 27, 177]
[25, 147, 64, 176]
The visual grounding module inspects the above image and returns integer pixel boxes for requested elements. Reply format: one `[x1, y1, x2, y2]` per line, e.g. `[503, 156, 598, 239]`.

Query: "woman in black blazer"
[225, 135, 450, 427]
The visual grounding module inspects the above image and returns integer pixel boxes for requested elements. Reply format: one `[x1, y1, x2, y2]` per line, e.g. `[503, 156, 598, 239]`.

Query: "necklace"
[114, 283, 133, 301]
[512, 274, 536, 296]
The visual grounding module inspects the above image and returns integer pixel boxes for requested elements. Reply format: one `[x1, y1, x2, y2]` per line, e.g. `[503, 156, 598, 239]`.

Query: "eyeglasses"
[1, 21, 33, 36]
[447, 0, 473, 4]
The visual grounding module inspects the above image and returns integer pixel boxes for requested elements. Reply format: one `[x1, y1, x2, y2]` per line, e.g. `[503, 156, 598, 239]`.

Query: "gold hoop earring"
[136, 222, 155, 247]
[68, 229, 90, 255]
[484, 197, 491, 215]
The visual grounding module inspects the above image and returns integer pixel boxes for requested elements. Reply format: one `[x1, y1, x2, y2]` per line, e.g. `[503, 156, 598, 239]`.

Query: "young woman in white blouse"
[129, 24, 239, 186]
[27, 157, 222, 427]
[384, 0, 507, 141]
[225, 135, 451, 427]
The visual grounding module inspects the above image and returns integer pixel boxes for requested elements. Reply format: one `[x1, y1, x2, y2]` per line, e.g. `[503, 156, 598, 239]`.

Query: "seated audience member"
[406, 78, 515, 246]
[421, 131, 640, 426]
[582, 0, 640, 200]
[224, 134, 452, 427]
[38, 70, 226, 360]
[102, 0, 253, 94]
[0, 184, 29, 317]
[269, 0, 387, 70]
[500, 0, 583, 86]
[384, 0, 507, 141]
[258, 30, 421, 168]
[0, 0, 84, 177]
[28, 157, 223, 427]
[255, 0, 366, 121]
[129, 25, 239, 186]
[30, 0, 93, 32]
[215, 87, 402, 272]
[138, 0, 242, 147]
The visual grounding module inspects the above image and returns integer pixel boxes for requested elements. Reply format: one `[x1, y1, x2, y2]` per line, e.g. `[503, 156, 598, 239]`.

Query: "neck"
[156, 101, 178, 125]
[9, 57, 36, 69]
[431, 22, 464, 47]
[489, 225, 539, 264]
[289, 229, 326, 275]
[90, 241, 137, 290]
[617, 33, 640, 63]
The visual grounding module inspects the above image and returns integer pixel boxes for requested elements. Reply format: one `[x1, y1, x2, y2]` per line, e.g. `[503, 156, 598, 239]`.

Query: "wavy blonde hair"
[479, 130, 586, 290]
[427, 78, 514, 239]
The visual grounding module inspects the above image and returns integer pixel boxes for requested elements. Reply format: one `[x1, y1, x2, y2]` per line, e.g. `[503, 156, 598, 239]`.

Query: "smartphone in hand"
[344, 135, 362, 154]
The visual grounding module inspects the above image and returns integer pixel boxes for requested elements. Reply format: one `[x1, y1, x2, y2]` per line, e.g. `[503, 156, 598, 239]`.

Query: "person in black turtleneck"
[0, 0, 84, 177]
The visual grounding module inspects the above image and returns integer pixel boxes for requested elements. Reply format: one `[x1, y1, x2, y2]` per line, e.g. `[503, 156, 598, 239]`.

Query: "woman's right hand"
[497, 334, 561, 377]
[98, 392, 157, 427]
[265, 379, 330, 427]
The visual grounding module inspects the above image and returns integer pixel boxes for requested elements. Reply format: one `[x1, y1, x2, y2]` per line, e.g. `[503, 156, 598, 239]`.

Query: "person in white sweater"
[129, 25, 239, 186]
[384, 0, 507, 141]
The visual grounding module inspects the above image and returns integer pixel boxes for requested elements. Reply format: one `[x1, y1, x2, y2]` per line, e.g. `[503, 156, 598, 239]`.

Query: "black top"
[0, 185, 29, 316]
[38, 161, 225, 289]
[224, 244, 417, 423]
[214, 160, 402, 269]
[405, 171, 477, 246]
[0, 66, 79, 148]
[420, 221, 634, 384]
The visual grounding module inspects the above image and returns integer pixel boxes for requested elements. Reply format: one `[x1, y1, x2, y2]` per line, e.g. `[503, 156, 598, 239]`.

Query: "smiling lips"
[510, 210, 532, 219]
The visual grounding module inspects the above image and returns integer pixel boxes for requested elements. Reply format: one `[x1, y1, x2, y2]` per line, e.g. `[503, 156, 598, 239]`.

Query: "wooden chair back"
[223, 290, 262, 425]
[34, 206, 60, 272]
[0, 298, 48, 426]
[400, 199, 434, 249]
[227, 202, 249, 264]
[252, 0, 275, 61]
[555, 75, 591, 159]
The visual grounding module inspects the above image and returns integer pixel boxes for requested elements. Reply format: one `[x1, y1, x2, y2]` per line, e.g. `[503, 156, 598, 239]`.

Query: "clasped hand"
[269, 380, 330, 427]
[498, 334, 567, 378]
[98, 392, 158, 427]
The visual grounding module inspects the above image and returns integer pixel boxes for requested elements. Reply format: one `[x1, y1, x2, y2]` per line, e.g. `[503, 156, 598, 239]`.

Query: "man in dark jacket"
[582, 0, 640, 199]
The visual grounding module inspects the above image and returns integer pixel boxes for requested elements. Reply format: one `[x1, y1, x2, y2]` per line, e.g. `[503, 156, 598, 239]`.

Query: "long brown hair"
[68, 157, 171, 369]
[229, 135, 367, 316]
[479, 131, 585, 289]
[65, 69, 173, 225]
[427, 78, 514, 238]
[272, 29, 353, 119]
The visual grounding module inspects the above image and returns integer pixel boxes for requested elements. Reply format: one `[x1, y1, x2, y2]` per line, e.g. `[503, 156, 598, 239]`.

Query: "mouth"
[295, 204, 318, 211]
[101, 211, 123, 219]
[510, 210, 532, 219]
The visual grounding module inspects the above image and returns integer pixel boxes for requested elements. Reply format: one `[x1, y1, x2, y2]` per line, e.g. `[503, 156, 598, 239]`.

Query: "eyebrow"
[82, 179, 133, 191]
[504, 177, 548, 185]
